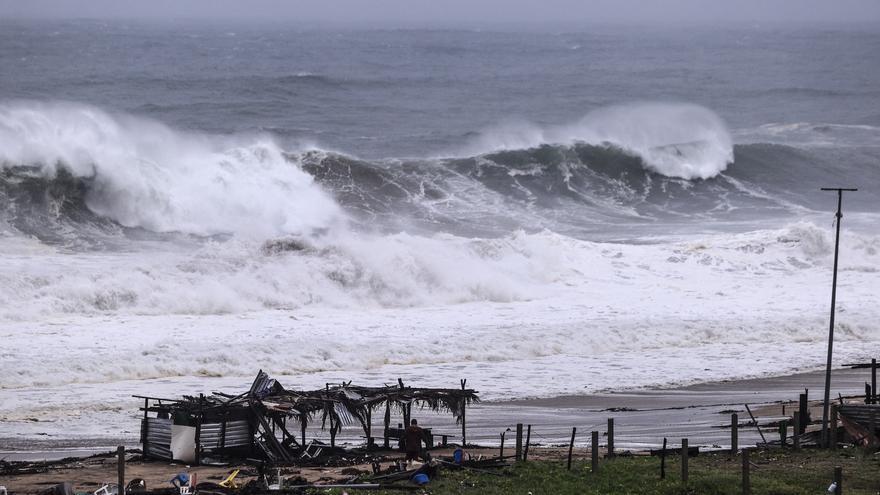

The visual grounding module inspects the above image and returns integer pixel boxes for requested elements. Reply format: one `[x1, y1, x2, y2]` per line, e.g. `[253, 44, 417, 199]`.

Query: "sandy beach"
[2, 365, 876, 493]
[3, 365, 873, 458]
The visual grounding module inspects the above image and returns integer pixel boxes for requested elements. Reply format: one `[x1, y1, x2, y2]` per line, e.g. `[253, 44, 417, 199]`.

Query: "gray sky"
[1, 0, 879, 25]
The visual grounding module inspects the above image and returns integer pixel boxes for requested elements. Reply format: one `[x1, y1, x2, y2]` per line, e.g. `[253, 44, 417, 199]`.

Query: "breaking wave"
[453, 102, 735, 180]
[1, 100, 878, 248]
[0, 101, 345, 241]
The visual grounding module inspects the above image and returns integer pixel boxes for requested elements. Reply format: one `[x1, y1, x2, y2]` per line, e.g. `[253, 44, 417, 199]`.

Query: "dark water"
[1, 19, 879, 243]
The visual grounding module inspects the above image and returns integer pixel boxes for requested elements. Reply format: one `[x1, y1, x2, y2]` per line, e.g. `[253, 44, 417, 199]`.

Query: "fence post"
[523, 425, 531, 461]
[834, 466, 842, 495]
[499, 431, 506, 459]
[607, 418, 614, 458]
[873, 358, 877, 404]
[117, 446, 125, 494]
[681, 438, 689, 483]
[515, 423, 523, 462]
[798, 393, 808, 434]
[731, 413, 738, 454]
[591, 431, 599, 473]
[660, 437, 667, 479]
[792, 412, 800, 449]
[779, 420, 787, 447]
[460, 379, 467, 447]
[742, 448, 750, 495]
[567, 427, 576, 470]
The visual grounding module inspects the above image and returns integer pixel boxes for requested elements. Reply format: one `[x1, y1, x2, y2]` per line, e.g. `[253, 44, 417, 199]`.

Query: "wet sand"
[2, 366, 875, 493]
[2, 366, 873, 461]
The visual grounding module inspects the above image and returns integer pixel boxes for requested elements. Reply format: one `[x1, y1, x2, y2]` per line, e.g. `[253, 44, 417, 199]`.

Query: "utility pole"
[820, 187, 857, 447]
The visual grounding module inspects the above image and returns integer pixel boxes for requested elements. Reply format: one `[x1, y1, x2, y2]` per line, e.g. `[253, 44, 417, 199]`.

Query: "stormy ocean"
[1, 20, 879, 441]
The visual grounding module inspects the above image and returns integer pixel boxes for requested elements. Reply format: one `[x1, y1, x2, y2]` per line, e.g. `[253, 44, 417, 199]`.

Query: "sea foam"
[456, 102, 734, 180]
[0, 100, 344, 238]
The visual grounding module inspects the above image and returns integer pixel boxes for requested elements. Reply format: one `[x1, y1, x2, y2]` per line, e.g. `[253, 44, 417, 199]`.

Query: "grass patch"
[314, 448, 880, 494]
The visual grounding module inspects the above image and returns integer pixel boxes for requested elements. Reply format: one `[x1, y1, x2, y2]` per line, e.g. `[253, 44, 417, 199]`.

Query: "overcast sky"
[1, 0, 879, 25]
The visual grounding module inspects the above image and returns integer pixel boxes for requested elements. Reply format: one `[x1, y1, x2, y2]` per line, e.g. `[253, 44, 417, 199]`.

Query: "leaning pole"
[819, 187, 857, 447]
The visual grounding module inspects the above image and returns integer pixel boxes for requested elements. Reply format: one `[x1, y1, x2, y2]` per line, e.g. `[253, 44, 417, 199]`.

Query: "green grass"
[315, 448, 880, 494]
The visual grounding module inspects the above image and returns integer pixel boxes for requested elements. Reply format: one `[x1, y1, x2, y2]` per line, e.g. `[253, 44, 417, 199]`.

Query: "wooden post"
[383, 401, 391, 449]
[499, 431, 506, 458]
[830, 405, 838, 449]
[873, 358, 877, 404]
[330, 415, 337, 448]
[731, 413, 738, 455]
[742, 448, 750, 495]
[460, 379, 467, 447]
[792, 412, 800, 449]
[566, 427, 576, 470]
[660, 438, 667, 480]
[523, 425, 531, 461]
[365, 408, 372, 443]
[301, 417, 307, 447]
[591, 431, 599, 473]
[515, 423, 523, 462]
[141, 398, 149, 458]
[779, 420, 787, 447]
[194, 413, 202, 466]
[798, 393, 808, 434]
[607, 418, 614, 458]
[744, 404, 767, 445]
[117, 446, 125, 494]
[681, 438, 688, 483]
[866, 383, 872, 404]
[833, 466, 842, 495]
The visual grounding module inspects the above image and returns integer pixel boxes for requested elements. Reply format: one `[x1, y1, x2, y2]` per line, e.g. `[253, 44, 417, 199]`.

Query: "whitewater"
[1, 21, 879, 442]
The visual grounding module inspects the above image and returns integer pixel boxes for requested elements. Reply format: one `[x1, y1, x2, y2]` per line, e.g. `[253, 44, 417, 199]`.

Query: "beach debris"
[837, 404, 880, 448]
[125, 478, 147, 493]
[137, 370, 479, 465]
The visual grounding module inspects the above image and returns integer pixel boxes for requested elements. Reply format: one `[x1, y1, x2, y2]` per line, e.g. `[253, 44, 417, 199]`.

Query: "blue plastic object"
[412, 473, 430, 485]
[453, 448, 463, 464]
[170, 473, 190, 487]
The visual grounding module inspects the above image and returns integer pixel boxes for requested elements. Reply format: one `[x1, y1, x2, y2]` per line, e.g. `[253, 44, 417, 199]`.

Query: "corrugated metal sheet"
[200, 420, 251, 450]
[143, 417, 173, 460]
[839, 405, 880, 429]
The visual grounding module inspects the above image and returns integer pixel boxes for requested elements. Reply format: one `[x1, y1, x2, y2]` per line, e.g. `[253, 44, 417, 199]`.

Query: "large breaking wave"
[0, 101, 345, 242]
[3, 100, 876, 246]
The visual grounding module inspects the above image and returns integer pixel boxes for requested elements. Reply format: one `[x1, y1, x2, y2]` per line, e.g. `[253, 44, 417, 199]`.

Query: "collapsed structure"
[137, 371, 479, 464]
[837, 404, 880, 448]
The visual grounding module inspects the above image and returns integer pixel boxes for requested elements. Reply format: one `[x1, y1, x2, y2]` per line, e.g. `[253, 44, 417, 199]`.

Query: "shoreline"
[2, 365, 872, 459]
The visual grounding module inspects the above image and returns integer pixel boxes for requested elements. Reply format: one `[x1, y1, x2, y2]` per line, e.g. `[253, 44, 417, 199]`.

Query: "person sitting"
[404, 418, 426, 461]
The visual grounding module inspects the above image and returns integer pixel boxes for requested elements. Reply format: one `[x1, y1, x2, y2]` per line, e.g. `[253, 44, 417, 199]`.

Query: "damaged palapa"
[137, 370, 479, 465]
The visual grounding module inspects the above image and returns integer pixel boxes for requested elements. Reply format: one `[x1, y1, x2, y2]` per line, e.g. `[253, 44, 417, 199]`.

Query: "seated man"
[404, 419, 426, 461]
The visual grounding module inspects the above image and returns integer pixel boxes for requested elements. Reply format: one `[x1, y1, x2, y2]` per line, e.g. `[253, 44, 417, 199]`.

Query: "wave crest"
[0, 100, 345, 239]
[456, 102, 734, 180]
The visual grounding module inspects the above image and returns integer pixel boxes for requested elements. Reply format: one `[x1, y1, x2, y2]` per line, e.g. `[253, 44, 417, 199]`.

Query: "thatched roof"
[142, 370, 480, 433]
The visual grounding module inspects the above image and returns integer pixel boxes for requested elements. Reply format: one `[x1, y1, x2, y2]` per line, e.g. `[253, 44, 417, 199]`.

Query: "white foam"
[735, 121, 880, 147]
[454, 102, 734, 180]
[1, 222, 879, 438]
[0, 100, 345, 238]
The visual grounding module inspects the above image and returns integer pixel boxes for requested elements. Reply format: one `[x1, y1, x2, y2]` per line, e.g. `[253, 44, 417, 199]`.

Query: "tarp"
[170, 424, 197, 463]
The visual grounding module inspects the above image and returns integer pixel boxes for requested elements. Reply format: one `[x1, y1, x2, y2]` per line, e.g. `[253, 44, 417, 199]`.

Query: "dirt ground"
[0, 446, 582, 494]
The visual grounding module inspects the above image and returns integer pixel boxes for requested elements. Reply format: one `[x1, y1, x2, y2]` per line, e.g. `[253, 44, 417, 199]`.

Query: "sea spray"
[453, 102, 734, 179]
[0, 101, 345, 238]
